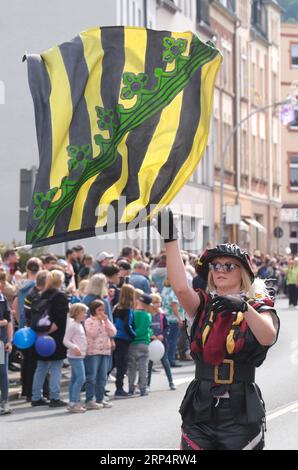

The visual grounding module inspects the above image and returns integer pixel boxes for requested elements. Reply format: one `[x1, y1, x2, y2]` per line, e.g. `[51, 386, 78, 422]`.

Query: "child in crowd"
[113, 284, 136, 398]
[63, 303, 88, 413]
[127, 291, 153, 397]
[148, 293, 176, 391]
[84, 299, 116, 409]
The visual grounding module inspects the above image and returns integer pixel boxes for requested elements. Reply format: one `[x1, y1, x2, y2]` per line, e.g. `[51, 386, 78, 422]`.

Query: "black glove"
[210, 295, 248, 315]
[156, 207, 179, 243]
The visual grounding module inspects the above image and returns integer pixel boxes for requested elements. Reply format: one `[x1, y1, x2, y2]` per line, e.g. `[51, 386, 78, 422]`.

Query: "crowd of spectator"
[0, 244, 297, 415]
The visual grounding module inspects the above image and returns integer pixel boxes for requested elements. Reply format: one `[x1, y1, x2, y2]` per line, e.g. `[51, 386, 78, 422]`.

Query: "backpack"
[30, 293, 56, 333]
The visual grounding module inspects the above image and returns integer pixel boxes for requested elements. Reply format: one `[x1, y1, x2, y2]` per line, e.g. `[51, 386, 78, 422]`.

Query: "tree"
[278, 0, 298, 22]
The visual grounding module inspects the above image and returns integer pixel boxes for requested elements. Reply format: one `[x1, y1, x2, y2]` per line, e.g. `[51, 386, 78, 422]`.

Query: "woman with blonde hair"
[157, 208, 279, 450]
[31, 269, 69, 408]
[113, 284, 136, 398]
[83, 274, 112, 320]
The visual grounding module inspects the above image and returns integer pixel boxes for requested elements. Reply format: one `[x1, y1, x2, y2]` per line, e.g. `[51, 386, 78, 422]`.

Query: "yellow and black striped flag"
[25, 26, 222, 247]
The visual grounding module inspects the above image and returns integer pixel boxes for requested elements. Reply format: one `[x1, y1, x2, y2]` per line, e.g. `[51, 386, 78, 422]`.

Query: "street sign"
[273, 227, 284, 238]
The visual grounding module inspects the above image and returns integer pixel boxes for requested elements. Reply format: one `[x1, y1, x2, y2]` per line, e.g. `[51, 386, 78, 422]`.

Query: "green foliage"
[278, 0, 298, 22]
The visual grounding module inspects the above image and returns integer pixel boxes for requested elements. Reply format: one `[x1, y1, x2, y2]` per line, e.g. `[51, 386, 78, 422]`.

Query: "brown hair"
[36, 270, 49, 289]
[118, 283, 135, 309]
[89, 299, 105, 316]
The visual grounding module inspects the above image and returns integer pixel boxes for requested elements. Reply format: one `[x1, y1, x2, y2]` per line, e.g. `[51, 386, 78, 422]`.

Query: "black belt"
[195, 359, 255, 385]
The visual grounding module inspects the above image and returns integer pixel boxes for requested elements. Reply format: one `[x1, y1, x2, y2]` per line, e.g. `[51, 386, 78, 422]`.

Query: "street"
[0, 298, 297, 450]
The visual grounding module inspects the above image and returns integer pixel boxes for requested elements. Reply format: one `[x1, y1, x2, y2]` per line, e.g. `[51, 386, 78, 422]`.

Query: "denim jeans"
[32, 360, 64, 401]
[84, 355, 109, 403]
[148, 349, 173, 386]
[167, 322, 181, 364]
[68, 358, 86, 404]
[0, 352, 8, 402]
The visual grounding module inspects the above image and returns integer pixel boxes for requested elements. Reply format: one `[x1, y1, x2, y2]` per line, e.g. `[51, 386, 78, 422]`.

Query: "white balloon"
[149, 339, 165, 363]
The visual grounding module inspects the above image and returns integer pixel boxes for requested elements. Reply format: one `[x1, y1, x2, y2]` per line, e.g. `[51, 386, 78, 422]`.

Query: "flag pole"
[15, 244, 33, 251]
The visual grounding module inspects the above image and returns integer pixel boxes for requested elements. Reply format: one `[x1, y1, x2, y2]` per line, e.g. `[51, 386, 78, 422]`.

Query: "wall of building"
[280, 22, 298, 255]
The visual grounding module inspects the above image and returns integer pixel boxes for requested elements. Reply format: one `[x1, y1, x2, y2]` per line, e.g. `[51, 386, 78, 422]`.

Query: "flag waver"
[26, 27, 222, 247]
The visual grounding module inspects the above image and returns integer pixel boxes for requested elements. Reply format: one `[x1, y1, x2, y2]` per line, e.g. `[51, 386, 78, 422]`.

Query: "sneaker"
[68, 404, 86, 413]
[128, 388, 140, 397]
[114, 389, 131, 399]
[170, 362, 183, 368]
[48, 399, 67, 408]
[98, 400, 113, 408]
[169, 383, 176, 390]
[1, 402, 12, 415]
[31, 398, 48, 407]
[140, 389, 149, 397]
[85, 401, 103, 410]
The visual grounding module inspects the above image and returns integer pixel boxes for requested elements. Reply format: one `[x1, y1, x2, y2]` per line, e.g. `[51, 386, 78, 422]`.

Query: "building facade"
[198, 0, 282, 254]
[280, 22, 298, 255]
[1, 0, 284, 257]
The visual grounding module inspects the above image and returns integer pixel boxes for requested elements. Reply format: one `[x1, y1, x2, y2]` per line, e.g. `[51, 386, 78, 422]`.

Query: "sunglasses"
[209, 262, 240, 273]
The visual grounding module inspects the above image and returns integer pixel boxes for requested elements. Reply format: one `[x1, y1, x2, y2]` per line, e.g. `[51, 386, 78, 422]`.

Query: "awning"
[240, 220, 249, 232]
[244, 218, 267, 233]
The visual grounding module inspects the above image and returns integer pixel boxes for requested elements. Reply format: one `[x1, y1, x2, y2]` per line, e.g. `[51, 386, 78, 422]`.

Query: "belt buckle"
[214, 359, 234, 385]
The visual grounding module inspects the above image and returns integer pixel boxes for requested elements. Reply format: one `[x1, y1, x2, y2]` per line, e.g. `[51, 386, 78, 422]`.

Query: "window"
[214, 117, 220, 167]
[127, 0, 130, 24]
[251, 0, 267, 37]
[272, 143, 280, 185]
[221, 41, 232, 92]
[272, 72, 277, 104]
[289, 155, 298, 191]
[223, 122, 233, 170]
[197, 0, 210, 25]
[252, 135, 257, 178]
[259, 66, 265, 105]
[218, 0, 235, 12]
[251, 61, 256, 101]
[260, 138, 266, 180]
[290, 106, 298, 129]
[291, 44, 298, 67]
[132, 1, 136, 26]
[240, 127, 248, 175]
[240, 54, 248, 98]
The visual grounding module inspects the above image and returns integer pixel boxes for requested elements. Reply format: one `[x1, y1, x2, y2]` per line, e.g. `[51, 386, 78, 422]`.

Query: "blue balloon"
[35, 336, 56, 357]
[13, 328, 37, 349]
